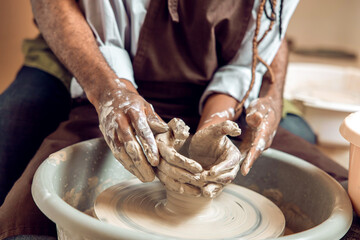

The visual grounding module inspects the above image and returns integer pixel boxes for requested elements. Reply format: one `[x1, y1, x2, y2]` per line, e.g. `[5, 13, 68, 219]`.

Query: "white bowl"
[32, 138, 352, 239]
[285, 63, 360, 146]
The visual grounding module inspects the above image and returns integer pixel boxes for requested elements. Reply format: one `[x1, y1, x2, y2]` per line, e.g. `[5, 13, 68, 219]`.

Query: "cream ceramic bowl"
[285, 63, 360, 146]
[32, 138, 352, 240]
[340, 111, 360, 215]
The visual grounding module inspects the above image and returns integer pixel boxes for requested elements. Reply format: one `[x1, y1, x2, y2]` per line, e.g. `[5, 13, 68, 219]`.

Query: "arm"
[193, 0, 297, 177]
[257, 39, 289, 110]
[31, 0, 168, 182]
[185, 38, 288, 199]
[30, 0, 136, 104]
[198, 0, 298, 129]
[189, 0, 296, 193]
[240, 38, 288, 175]
[197, 94, 238, 131]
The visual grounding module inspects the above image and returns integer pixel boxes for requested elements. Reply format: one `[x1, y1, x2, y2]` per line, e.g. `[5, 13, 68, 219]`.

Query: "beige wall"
[287, 0, 360, 64]
[0, 1, 38, 93]
[1, 1, 360, 93]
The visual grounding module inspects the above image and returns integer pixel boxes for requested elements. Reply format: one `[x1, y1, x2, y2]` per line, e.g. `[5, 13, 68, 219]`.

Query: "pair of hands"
[155, 96, 281, 198]
[98, 81, 280, 198]
[155, 118, 242, 198]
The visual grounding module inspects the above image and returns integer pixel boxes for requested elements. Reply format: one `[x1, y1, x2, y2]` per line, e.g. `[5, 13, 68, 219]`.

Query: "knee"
[0, 66, 71, 120]
[280, 114, 317, 144]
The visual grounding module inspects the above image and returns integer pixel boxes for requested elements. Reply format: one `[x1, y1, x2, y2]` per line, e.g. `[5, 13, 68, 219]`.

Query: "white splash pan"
[32, 138, 352, 239]
[284, 63, 360, 146]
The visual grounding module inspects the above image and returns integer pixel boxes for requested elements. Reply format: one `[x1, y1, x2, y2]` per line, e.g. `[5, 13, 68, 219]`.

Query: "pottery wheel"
[94, 179, 285, 239]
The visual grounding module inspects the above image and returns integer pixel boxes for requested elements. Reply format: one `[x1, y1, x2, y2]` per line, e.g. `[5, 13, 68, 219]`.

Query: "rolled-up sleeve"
[199, 0, 299, 113]
[71, 0, 139, 97]
[98, 45, 135, 85]
[81, 0, 136, 86]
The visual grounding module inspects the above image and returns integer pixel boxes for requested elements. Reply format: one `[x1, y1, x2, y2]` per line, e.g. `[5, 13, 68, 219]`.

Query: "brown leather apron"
[0, 0, 348, 238]
[134, 0, 254, 131]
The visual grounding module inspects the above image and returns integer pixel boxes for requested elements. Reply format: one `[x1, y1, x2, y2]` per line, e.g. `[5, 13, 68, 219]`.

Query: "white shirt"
[72, 0, 298, 113]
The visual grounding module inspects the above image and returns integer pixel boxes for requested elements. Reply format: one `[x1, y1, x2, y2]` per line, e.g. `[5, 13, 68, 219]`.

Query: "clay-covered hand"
[189, 120, 242, 198]
[155, 118, 205, 197]
[240, 96, 281, 175]
[98, 79, 169, 182]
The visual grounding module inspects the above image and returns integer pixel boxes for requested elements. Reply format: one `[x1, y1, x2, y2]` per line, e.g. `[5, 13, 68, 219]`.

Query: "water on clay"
[94, 179, 286, 239]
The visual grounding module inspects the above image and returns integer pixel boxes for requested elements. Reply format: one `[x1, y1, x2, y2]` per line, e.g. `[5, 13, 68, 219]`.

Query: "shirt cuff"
[199, 65, 264, 114]
[99, 45, 137, 87]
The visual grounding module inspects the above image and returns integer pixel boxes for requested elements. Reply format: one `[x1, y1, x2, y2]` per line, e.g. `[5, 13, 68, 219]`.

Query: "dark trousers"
[0, 66, 71, 205]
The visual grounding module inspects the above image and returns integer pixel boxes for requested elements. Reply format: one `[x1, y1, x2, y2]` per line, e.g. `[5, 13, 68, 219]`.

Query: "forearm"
[197, 93, 239, 131]
[30, 0, 137, 108]
[259, 39, 288, 104]
[198, 39, 288, 131]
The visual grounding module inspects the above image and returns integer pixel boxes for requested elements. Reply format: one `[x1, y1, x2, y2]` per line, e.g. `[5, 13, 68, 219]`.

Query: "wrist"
[86, 77, 138, 109]
[198, 93, 238, 131]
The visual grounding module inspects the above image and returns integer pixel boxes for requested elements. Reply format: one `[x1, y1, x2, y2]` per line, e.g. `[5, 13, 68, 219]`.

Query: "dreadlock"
[235, 0, 284, 114]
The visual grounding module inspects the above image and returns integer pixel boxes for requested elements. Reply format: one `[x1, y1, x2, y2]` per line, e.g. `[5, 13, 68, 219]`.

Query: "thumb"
[195, 120, 241, 141]
[246, 110, 263, 128]
[220, 120, 242, 137]
[168, 118, 190, 141]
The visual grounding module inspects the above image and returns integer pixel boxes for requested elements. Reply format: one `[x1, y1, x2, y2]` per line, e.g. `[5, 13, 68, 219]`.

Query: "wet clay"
[94, 179, 285, 239]
[95, 119, 285, 239]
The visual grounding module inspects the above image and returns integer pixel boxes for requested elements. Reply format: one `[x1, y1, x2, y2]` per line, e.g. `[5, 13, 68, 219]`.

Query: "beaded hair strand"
[235, 0, 283, 114]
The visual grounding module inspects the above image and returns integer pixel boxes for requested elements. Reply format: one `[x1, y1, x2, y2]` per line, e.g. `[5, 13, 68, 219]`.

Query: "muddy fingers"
[157, 160, 204, 187]
[202, 183, 223, 198]
[124, 140, 155, 181]
[101, 132, 148, 182]
[156, 169, 201, 197]
[203, 164, 240, 185]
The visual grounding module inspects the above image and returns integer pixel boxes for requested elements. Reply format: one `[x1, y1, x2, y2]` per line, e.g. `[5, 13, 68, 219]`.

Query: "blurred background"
[1, 0, 360, 168]
[0, 1, 38, 93]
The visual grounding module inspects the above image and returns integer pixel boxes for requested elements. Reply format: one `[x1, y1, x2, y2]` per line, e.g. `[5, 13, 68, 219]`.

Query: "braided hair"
[235, 0, 284, 114]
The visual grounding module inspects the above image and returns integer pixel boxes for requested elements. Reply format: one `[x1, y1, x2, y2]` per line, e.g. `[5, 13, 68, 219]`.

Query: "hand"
[240, 96, 281, 175]
[98, 79, 169, 182]
[155, 118, 204, 197]
[189, 120, 242, 198]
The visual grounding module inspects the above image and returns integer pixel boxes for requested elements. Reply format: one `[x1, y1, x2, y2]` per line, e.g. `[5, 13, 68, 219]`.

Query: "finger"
[102, 130, 148, 182]
[157, 141, 203, 173]
[128, 108, 160, 166]
[202, 183, 223, 198]
[242, 112, 277, 176]
[116, 116, 155, 182]
[124, 140, 156, 181]
[203, 120, 241, 138]
[156, 169, 201, 197]
[203, 164, 240, 185]
[114, 143, 147, 182]
[220, 120, 242, 137]
[157, 160, 205, 187]
[209, 145, 241, 176]
[164, 118, 190, 151]
[167, 118, 190, 141]
[240, 138, 264, 176]
[146, 104, 169, 134]
[246, 111, 263, 128]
